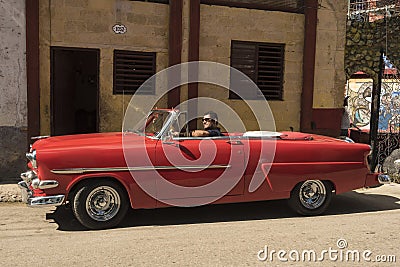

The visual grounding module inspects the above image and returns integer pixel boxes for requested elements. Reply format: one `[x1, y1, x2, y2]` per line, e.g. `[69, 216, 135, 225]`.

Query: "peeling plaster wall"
[0, 0, 27, 180]
[313, 0, 347, 108]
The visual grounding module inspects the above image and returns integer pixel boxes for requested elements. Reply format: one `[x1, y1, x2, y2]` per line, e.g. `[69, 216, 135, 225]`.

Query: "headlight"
[26, 150, 37, 168]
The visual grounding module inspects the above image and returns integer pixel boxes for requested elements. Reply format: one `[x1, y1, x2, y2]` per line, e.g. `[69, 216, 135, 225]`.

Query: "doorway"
[51, 47, 99, 136]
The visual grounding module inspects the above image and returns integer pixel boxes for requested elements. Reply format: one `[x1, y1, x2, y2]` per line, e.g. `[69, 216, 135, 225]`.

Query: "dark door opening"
[51, 47, 99, 136]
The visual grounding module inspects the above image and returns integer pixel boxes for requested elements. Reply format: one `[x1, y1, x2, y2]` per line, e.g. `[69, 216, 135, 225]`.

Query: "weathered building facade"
[0, 0, 27, 180]
[34, 0, 347, 133]
[1, 0, 347, 180]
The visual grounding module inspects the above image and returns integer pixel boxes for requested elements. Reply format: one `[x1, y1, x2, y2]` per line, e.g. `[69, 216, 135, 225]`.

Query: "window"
[201, 0, 304, 13]
[113, 50, 156, 95]
[230, 40, 285, 100]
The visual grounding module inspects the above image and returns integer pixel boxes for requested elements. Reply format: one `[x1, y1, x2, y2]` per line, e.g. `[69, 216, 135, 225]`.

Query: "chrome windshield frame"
[155, 109, 179, 139]
[130, 109, 179, 140]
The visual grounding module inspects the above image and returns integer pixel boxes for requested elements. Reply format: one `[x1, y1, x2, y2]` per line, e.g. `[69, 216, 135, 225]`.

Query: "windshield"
[131, 110, 172, 137]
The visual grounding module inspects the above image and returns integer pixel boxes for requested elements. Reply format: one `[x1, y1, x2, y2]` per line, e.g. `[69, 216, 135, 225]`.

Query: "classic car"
[19, 109, 391, 229]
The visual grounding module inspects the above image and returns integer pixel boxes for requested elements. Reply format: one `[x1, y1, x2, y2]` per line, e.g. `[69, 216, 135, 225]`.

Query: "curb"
[0, 184, 22, 202]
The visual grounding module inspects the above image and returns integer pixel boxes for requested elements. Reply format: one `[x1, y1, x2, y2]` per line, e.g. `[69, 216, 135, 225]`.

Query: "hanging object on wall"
[112, 24, 127, 34]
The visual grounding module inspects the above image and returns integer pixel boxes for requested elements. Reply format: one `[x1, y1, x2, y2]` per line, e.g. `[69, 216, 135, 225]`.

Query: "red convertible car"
[19, 109, 390, 229]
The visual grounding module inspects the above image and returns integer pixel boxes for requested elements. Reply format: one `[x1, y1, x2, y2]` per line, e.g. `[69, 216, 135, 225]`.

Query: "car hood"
[30, 132, 156, 171]
[32, 132, 144, 151]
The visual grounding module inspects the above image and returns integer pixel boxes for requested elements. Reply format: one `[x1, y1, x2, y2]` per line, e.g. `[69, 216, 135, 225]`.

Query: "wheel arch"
[66, 174, 132, 206]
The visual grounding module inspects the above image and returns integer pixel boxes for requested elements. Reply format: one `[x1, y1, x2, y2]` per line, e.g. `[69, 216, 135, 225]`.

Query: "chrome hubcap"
[299, 180, 326, 210]
[86, 186, 120, 222]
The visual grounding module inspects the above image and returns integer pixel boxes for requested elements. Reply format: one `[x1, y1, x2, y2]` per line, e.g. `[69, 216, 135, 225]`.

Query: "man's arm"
[191, 130, 210, 137]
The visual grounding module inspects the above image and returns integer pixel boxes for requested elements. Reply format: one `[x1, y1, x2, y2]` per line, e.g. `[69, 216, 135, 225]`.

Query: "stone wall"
[345, 17, 400, 81]
[0, 0, 27, 181]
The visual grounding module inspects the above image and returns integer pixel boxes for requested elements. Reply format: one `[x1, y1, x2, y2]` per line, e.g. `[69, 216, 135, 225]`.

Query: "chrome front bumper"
[18, 171, 65, 207]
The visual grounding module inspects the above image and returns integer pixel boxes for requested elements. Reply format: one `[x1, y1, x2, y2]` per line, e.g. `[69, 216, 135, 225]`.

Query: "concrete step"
[0, 184, 22, 202]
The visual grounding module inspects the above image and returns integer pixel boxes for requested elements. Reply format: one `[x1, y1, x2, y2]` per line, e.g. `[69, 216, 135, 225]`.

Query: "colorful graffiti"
[347, 79, 400, 132]
[347, 76, 400, 166]
[347, 81, 372, 128]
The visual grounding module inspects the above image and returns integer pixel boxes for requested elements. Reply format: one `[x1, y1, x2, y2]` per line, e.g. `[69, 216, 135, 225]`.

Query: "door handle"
[163, 141, 175, 145]
[226, 140, 243, 145]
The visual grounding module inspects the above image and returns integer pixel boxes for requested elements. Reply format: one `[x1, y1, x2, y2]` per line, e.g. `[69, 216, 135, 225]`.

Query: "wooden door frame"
[26, 0, 40, 142]
[50, 46, 100, 135]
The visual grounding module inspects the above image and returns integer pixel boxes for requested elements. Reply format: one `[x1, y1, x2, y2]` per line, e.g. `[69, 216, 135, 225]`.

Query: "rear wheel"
[72, 180, 128, 229]
[288, 180, 332, 216]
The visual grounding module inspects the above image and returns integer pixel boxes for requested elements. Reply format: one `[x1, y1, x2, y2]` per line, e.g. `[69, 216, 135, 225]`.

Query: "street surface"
[0, 184, 399, 267]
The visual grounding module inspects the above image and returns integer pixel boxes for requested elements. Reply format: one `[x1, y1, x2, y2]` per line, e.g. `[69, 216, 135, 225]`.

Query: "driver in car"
[191, 111, 222, 137]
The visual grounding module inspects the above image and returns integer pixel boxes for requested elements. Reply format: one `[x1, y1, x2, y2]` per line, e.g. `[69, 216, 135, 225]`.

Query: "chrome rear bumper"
[373, 165, 392, 185]
[377, 174, 391, 184]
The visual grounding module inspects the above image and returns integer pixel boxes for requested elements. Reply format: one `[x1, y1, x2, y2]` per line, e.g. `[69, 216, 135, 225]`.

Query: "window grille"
[113, 50, 156, 95]
[230, 41, 285, 100]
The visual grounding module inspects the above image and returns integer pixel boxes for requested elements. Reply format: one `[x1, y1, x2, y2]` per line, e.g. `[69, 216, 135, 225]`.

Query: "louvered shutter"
[113, 50, 156, 95]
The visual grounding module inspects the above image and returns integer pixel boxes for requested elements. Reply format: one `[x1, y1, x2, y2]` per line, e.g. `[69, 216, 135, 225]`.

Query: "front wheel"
[72, 180, 128, 229]
[288, 180, 332, 216]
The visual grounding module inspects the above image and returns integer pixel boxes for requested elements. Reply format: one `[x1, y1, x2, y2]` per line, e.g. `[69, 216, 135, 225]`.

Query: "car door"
[155, 136, 245, 202]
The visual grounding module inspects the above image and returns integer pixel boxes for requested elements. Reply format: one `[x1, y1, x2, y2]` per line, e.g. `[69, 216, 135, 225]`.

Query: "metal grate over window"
[230, 41, 285, 100]
[130, 0, 169, 4]
[201, 0, 305, 13]
[113, 50, 156, 95]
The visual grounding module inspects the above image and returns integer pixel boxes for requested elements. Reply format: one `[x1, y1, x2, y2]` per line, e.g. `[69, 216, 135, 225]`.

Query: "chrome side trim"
[51, 165, 231, 174]
[31, 135, 50, 140]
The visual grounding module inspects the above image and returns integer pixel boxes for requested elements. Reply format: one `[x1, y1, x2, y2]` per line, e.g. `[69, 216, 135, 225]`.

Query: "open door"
[51, 47, 99, 136]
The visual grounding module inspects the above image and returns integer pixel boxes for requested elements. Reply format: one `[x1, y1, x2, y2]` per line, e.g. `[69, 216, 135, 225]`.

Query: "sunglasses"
[202, 118, 212, 122]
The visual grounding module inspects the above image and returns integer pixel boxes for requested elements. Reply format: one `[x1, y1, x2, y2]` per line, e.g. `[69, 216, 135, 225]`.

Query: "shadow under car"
[46, 189, 400, 231]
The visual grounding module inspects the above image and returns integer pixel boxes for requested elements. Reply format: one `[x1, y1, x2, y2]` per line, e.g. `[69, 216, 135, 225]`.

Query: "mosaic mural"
[347, 79, 400, 131]
[347, 80, 373, 129]
[347, 76, 400, 166]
